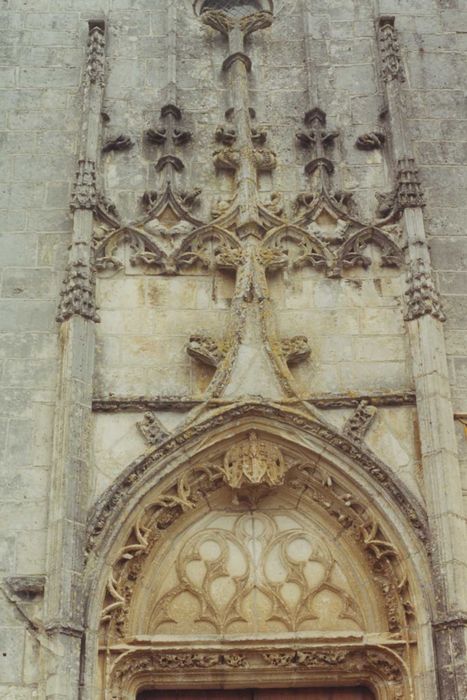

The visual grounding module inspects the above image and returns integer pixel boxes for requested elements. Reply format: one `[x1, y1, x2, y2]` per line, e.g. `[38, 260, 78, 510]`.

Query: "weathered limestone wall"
[0, 0, 465, 698]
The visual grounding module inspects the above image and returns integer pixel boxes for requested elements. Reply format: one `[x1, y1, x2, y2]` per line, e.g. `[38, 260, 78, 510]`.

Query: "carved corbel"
[187, 333, 225, 367]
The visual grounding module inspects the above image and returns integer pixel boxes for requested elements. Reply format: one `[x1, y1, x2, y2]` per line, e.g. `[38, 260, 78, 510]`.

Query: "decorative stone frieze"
[108, 642, 408, 699]
[91, 390, 417, 412]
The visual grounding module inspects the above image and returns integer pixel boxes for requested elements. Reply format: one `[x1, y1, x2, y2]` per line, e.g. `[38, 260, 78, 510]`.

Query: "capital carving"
[404, 258, 446, 322]
[201, 9, 273, 37]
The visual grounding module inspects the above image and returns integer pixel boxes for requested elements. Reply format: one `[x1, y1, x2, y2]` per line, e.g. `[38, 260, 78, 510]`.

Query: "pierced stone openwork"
[91, 416, 426, 700]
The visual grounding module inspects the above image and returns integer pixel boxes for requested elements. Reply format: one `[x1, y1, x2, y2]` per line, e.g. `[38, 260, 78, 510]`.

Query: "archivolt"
[81, 403, 433, 699]
[85, 403, 428, 561]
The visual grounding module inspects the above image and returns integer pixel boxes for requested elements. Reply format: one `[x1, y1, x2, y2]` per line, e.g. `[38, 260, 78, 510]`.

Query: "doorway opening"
[137, 688, 375, 699]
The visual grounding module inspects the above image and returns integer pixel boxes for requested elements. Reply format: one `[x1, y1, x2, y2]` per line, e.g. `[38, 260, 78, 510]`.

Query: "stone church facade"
[1, 1, 467, 698]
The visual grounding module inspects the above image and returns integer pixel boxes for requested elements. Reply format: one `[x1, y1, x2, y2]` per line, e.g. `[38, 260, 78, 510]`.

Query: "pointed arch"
[81, 404, 434, 699]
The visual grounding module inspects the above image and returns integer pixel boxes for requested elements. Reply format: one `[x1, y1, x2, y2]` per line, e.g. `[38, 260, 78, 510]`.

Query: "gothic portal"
[1, 1, 467, 700]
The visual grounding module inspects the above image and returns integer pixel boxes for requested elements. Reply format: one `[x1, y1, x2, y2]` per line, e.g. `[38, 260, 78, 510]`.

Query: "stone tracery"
[54, 5, 452, 700]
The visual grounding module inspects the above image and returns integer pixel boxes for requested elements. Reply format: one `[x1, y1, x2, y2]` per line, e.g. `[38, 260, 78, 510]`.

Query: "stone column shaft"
[377, 15, 467, 698]
[44, 20, 106, 700]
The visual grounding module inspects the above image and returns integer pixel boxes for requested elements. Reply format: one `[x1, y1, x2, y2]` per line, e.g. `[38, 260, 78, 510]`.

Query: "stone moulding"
[91, 391, 417, 412]
[97, 454, 415, 640]
[107, 641, 410, 699]
[86, 403, 428, 559]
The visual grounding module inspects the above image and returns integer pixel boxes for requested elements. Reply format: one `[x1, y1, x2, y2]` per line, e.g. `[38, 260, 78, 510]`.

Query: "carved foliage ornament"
[378, 17, 405, 83]
[109, 645, 407, 698]
[404, 258, 446, 322]
[86, 405, 428, 556]
[70, 159, 97, 211]
[137, 412, 170, 446]
[343, 400, 377, 443]
[201, 9, 273, 37]
[56, 259, 99, 323]
[97, 435, 416, 640]
[86, 25, 105, 86]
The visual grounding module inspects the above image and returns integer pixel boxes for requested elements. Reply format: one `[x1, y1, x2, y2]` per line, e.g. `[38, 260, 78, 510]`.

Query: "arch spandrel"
[85, 408, 433, 699]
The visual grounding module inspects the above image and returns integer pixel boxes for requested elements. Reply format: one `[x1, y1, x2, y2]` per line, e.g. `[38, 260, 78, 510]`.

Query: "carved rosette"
[404, 258, 446, 322]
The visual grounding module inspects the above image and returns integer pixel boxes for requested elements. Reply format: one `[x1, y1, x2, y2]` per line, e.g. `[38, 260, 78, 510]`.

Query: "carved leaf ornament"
[97, 431, 417, 641]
